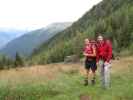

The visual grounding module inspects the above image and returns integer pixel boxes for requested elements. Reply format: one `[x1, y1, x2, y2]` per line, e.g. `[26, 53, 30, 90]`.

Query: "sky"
[0, 0, 102, 30]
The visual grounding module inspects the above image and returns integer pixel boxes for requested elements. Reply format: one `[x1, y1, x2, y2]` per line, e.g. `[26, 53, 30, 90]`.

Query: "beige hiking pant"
[99, 60, 111, 88]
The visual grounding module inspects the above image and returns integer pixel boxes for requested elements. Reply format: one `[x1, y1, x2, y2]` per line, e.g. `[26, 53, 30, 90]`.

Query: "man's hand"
[104, 61, 109, 66]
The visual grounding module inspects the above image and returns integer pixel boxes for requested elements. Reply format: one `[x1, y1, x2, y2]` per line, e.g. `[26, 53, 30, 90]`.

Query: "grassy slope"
[30, 0, 133, 64]
[0, 57, 133, 100]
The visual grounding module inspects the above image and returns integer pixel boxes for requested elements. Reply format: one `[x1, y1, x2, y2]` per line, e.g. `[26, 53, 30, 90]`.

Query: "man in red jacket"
[96, 35, 112, 89]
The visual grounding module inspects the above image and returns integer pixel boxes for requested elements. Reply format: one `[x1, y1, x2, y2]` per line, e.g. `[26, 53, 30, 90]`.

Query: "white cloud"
[0, 0, 102, 30]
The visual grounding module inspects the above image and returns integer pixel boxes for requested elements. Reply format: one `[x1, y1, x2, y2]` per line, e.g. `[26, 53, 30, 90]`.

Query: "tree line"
[0, 53, 24, 70]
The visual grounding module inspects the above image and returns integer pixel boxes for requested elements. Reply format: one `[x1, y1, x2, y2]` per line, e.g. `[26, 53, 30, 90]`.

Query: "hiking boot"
[84, 79, 88, 86]
[91, 79, 95, 85]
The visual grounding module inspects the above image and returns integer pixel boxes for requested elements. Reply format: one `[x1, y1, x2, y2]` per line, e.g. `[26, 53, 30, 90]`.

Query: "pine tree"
[14, 52, 24, 67]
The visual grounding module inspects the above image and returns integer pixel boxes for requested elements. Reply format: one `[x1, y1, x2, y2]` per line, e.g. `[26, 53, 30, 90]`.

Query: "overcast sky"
[0, 0, 102, 30]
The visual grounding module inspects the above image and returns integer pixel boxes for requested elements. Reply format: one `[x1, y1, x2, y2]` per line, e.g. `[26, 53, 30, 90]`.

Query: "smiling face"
[84, 38, 90, 45]
[97, 35, 104, 43]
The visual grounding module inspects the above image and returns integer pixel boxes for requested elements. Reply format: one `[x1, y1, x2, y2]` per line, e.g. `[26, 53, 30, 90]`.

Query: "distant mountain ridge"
[0, 22, 72, 58]
[0, 30, 27, 49]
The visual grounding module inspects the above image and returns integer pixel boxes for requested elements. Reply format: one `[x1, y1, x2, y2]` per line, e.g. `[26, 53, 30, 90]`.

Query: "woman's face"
[85, 39, 90, 45]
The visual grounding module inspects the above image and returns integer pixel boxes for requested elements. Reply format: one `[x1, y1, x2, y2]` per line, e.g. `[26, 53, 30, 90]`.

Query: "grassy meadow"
[0, 57, 132, 100]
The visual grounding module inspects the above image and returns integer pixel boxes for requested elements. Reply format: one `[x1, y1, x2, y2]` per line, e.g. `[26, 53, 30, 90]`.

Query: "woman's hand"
[83, 52, 89, 56]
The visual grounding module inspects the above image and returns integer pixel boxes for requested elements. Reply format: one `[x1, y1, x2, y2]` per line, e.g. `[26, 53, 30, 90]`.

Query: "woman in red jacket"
[83, 38, 97, 86]
[96, 35, 112, 89]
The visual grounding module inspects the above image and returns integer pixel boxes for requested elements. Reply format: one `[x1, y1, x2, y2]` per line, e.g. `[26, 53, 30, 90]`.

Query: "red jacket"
[96, 40, 112, 62]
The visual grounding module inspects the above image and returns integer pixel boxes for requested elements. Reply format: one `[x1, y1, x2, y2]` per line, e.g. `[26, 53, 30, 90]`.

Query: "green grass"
[0, 66, 133, 100]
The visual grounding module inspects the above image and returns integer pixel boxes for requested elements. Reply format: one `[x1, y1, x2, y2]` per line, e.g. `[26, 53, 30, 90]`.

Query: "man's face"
[97, 36, 104, 43]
